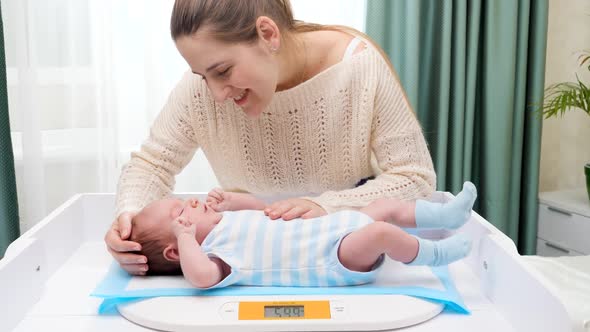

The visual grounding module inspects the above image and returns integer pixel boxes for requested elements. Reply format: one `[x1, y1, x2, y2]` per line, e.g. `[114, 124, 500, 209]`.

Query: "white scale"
[119, 294, 443, 331]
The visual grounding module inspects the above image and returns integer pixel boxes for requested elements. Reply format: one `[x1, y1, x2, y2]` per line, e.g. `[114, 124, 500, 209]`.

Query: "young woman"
[105, 0, 436, 275]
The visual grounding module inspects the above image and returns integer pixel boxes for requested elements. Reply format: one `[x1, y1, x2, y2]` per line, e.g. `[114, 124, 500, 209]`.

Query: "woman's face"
[175, 32, 279, 118]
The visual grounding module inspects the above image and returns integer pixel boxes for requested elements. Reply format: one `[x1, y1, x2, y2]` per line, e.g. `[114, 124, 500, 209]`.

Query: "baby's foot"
[407, 234, 472, 266]
[415, 181, 477, 229]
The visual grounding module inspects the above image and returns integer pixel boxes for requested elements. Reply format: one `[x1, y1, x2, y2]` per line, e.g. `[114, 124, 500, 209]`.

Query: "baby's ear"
[163, 244, 180, 262]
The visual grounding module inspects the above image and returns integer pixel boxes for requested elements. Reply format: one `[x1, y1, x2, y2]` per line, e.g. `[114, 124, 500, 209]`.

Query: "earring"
[270, 45, 278, 53]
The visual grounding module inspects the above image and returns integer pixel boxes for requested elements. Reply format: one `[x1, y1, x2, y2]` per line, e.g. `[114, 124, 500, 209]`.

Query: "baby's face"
[138, 197, 221, 239]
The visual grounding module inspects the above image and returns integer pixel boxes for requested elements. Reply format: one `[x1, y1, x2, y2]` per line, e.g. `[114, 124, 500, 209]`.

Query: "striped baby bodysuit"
[199, 210, 384, 289]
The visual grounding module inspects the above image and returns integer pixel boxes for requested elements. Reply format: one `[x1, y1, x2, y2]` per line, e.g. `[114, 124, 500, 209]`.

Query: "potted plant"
[540, 51, 590, 201]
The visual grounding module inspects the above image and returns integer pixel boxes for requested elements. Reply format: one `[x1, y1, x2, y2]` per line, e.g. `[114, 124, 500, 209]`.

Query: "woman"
[105, 0, 436, 275]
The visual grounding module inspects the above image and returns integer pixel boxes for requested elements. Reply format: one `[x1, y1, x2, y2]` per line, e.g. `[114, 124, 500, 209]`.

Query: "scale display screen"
[238, 301, 330, 320]
[264, 305, 304, 318]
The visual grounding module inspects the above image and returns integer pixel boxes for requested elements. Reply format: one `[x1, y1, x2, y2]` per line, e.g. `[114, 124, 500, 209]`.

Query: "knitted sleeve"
[115, 72, 201, 217]
[307, 53, 436, 213]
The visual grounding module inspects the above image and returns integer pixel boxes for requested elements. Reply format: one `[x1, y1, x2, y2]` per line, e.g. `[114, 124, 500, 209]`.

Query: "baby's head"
[130, 197, 221, 275]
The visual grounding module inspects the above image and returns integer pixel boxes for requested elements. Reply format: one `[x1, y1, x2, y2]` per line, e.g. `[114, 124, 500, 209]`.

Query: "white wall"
[291, 0, 366, 31]
[539, 0, 590, 192]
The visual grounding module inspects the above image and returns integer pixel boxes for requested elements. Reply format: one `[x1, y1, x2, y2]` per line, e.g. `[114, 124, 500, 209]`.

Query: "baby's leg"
[415, 181, 477, 229]
[407, 234, 472, 266]
[360, 181, 477, 230]
[338, 222, 419, 272]
[359, 198, 417, 228]
[339, 223, 472, 270]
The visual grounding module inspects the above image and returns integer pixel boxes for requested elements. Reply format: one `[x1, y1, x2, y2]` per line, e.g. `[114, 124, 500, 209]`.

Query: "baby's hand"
[206, 188, 232, 212]
[171, 217, 196, 238]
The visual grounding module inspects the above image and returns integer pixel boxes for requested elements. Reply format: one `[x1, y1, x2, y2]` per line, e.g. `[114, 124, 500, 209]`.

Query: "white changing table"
[0, 192, 578, 331]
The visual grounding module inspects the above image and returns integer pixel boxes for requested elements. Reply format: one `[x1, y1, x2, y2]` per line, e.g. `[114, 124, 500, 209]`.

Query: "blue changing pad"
[92, 260, 469, 315]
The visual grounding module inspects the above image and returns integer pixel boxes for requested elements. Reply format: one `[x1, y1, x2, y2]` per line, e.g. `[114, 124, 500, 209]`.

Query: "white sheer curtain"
[2, 0, 366, 232]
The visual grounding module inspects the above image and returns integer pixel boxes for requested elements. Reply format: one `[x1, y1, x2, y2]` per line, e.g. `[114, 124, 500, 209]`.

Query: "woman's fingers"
[264, 198, 327, 220]
[266, 202, 293, 219]
[301, 208, 324, 219]
[104, 211, 147, 275]
[105, 230, 141, 252]
[281, 206, 308, 220]
[106, 246, 147, 275]
[115, 212, 134, 239]
[104, 216, 141, 252]
[107, 246, 146, 264]
[120, 263, 148, 275]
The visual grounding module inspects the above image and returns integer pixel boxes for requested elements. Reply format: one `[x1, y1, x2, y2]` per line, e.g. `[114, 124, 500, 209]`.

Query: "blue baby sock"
[407, 234, 472, 266]
[415, 181, 477, 229]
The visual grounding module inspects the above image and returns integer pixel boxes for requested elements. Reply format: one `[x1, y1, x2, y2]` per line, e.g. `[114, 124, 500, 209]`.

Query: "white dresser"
[537, 188, 590, 256]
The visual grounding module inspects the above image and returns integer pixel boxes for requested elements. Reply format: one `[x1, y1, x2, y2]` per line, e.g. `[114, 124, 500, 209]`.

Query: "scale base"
[118, 294, 443, 331]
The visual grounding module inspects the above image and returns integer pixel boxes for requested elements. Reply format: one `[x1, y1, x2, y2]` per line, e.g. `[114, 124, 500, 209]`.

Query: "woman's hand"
[104, 211, 148, 275]
[264, 198, 327, 220]
[172, 217, 197, 238]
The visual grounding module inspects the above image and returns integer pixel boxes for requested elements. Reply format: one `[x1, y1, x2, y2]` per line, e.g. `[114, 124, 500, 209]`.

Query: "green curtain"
[0, 6, 20, 258]
[366, 0, 548, 254]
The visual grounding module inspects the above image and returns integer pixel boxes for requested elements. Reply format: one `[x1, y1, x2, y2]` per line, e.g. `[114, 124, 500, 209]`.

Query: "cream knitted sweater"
[116, 46, 436, 216]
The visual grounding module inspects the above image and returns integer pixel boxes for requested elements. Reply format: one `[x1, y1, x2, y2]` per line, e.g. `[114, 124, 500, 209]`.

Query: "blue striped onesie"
[199, 210, 384, 289]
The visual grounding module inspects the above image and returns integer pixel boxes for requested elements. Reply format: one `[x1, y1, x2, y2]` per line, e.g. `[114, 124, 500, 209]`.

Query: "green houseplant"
[540, 51, 590, 201]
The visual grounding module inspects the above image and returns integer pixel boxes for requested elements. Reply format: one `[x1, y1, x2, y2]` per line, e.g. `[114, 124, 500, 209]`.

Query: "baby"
[130, 182, 477, 289]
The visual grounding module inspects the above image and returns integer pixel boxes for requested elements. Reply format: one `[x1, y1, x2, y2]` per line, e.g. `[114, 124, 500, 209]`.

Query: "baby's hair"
[130, 216, 182, 275]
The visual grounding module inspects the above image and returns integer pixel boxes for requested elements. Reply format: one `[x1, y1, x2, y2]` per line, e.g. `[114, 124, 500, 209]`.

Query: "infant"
[130, 182, 477, 288]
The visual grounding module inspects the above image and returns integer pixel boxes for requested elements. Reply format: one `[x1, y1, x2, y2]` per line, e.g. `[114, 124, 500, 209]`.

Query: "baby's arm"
[173, 218, 225, 288]
[207, 188, 267, 211]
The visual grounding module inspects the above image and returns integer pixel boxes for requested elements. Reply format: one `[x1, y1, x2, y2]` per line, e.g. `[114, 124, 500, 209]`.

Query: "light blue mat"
[91, 262, 469, 315]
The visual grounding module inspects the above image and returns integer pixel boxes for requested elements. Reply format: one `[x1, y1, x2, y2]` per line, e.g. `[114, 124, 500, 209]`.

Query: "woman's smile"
[233, 89, 249, 106]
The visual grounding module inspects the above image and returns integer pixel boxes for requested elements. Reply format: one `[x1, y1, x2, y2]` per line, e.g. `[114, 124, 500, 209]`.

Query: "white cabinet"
[537, 188, 590, 256]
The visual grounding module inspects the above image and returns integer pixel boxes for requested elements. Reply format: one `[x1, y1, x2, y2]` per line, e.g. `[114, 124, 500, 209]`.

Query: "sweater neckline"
[267, 47, 374, 108]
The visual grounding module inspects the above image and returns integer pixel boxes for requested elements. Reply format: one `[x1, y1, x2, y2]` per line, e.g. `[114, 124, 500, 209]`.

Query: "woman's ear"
[163, 244, 180, 262]
[256, 16, 281, 52]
